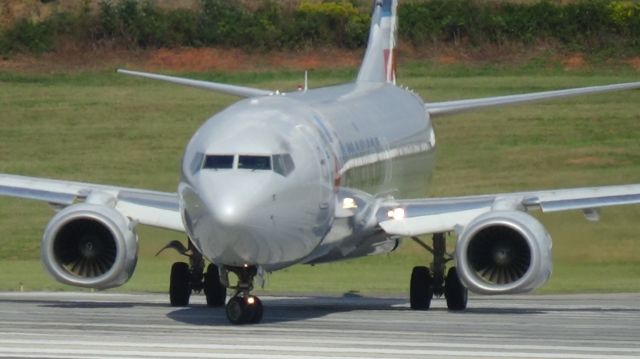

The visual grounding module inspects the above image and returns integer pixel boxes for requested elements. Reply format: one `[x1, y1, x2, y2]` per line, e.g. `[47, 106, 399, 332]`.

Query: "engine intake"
[42, 203, 138, 289]
[456, 211, 552, 295]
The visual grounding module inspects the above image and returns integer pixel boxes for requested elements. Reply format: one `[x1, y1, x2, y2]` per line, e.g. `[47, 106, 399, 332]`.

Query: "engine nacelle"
[41, 203, 138, 289]
[456, 211, 552, 295]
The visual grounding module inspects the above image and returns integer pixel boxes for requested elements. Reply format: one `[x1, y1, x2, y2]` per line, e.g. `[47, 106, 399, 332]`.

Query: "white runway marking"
[0, 338, 638, 359]
[0, 292, 638, 359]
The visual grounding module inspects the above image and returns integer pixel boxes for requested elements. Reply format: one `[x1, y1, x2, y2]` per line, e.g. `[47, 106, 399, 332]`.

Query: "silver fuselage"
[179, 83, 435, 270]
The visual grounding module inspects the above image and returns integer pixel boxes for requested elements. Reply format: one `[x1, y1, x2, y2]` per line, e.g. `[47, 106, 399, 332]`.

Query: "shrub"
[0, 33, 10, 56]
[198, 0, 252, 47]
[4, 19, 53, 54]
[2, 0, 640, 55]
[166, 8, 200, 46]
[98, 0, 118, 39]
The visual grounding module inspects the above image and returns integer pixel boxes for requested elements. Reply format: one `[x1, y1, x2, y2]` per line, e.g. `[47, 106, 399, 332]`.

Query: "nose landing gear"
[224, 265, 264, 325]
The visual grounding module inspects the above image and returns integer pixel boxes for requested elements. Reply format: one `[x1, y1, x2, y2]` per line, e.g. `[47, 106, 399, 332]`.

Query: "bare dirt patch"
[0, 46, 363, 73]
[566, 156, 617, 166]
[625, 57, 640, 70]
[562, 54, 589, 71]
[145, 48, 250, 72]
[2, 43, 639, 75]
[145, 47, 362, 72]
[565, 147, 633, 167]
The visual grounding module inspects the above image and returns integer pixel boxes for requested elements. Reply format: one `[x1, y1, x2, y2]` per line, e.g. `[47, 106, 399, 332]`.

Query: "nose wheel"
[226, 295, 263, 324]
[224, 265, 264, 324]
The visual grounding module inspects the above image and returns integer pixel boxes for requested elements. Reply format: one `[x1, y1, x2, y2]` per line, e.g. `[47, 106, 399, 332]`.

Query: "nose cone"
[193, 171, 276, 265]
[200, 173, 270, 227]
[205, 186, 249, 229]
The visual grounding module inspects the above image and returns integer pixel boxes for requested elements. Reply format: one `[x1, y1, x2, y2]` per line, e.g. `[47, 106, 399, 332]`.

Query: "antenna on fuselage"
[297, 71, 309, 92]
[304, 70, 308, 92]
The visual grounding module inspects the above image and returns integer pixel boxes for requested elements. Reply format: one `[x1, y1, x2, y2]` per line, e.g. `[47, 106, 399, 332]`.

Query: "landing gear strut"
[410, 233, 468, 311]
[161, 239, 226, 307]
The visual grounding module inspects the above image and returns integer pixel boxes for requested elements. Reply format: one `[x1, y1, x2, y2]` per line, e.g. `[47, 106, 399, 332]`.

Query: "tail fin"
[356, 0, 398, 84]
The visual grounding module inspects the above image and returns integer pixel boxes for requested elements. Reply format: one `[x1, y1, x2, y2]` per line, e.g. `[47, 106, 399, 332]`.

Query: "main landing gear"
[410, 233, 468, 311]
[159, 240, 226, 308]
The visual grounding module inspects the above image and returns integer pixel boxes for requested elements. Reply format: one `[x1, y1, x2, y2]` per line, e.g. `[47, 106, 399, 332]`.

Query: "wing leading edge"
[0, 174, 183, 232]
[117, 69, 274, 98]
[425, 81, 640, 117]
[379, 184, 640, 237]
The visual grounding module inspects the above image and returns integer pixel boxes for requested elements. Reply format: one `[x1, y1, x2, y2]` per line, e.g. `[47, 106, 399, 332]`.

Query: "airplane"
[2, 0, 640, 325]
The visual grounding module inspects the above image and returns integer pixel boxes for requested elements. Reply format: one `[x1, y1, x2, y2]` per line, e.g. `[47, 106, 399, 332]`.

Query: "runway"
[0, 292, 638, 358]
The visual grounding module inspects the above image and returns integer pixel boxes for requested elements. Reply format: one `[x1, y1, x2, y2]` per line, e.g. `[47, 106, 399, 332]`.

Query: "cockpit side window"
[190, 152, 205, 174]
[273, 154, 295, 177]
[203, 155, 234, 169]
[238, 155, 271, 170]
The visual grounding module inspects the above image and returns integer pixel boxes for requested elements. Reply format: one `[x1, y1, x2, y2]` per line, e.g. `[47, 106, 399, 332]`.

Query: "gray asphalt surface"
[0, 291, 638, 358]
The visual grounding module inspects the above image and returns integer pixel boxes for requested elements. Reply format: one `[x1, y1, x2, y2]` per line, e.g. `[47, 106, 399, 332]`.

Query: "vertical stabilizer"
[356, 0, 398, 84]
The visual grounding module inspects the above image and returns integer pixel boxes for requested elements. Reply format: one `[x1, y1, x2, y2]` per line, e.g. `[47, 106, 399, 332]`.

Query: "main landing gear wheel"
[169, 262, 191, 306]
[410, 266, 433, 310]
[204, 263, 226, 307]
[161, 239, 206, 307]
[410, 233, 469, 312]
[226, 295, 263, 325]
[445, 266, 468, 311]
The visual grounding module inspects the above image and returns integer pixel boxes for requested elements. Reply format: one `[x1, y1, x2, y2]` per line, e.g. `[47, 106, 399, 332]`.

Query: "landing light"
[247, 296, 256, 305]
[342, 198, 357, 209]
[387, 208, 405, 220]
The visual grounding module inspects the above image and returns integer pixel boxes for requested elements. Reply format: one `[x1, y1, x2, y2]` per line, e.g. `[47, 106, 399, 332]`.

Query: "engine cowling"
[41, 203, 138, 289]
[455, 211, 552, 295]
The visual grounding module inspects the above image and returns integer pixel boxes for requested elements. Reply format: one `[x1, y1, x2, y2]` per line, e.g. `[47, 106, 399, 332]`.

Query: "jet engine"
[455, 211, 552, 295]
[41, 203, 138, 289]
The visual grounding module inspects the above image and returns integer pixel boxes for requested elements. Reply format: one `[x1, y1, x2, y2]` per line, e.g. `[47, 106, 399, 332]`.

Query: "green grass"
[1, 62, 640, 296]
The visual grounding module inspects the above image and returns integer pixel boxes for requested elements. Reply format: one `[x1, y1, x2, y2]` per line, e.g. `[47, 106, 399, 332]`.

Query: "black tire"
[204, 264, 226, 307]
[226, 296, 247, 325]
[247, 296, 263, 324]
[225, 296, 264, 325]
[445, 266, 468, 311]
[170, 262, 191, 306]
[410, 266, 433, 310]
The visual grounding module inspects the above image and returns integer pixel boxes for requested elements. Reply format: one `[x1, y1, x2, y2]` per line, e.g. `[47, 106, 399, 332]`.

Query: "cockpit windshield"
[238, 155, 271, 170]
[201, 153, 294, 176]
[203, 155, 234, 169]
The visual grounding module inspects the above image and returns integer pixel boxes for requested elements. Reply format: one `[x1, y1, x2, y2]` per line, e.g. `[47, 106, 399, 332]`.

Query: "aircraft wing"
[425, 81, 640, 117]
[117, 69, 274, 98]
[378, 184, 640, 236]
[0, 174, 184, 232]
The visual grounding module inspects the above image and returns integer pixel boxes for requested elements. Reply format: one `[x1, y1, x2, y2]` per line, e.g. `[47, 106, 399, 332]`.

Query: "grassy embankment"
[1, 62, 639, 296]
